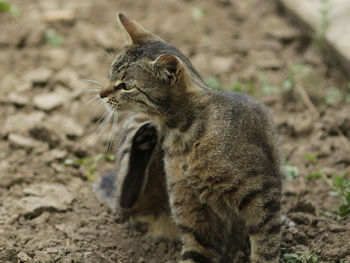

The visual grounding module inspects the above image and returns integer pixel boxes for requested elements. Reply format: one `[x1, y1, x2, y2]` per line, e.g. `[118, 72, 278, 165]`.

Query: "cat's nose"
[99, 85, 113, 98]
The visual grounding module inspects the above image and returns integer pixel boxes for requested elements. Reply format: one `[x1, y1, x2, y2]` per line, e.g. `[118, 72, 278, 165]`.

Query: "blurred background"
[0, 0, 349, 262]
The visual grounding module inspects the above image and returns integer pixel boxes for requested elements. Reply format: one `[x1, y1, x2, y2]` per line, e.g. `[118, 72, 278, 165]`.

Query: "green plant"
[0, 0, 20, 15]
[330, 173, 350, 217]
[205, 77, 221, 90]
[281, 251, 320, 263]
[229, 82, 243, 92]
[64, 154, 115, 181]
[192, 7, 205, 21]
[304, 153, 318, 164]
[315, 0, 330, 49]
[44, 30, 64, 46]
[259, 74, 279, 95]
[282, 163, 299, 180]
[307, 171, 350, 217]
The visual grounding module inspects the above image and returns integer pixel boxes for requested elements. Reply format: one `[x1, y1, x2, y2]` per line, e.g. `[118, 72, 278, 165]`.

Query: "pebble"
[8, 133, 47, 150]
[29, 125, 62, 148]
[47, 114, 84, 138]
[17, 251, 32, 261]
[2, 111, 45, 135]
[8, 93, 29, 106]
[23, 67, 53, 85]
[54, 68, 80, 90]
[46, 248, 58, 254]
[43, 48, 69, 71]
[328, 223, 346, 233]
[16, 184, 74, 217]
[33, 91, 67, 111]
[211, 56, 233, 74]
[288, 212, 312, 225]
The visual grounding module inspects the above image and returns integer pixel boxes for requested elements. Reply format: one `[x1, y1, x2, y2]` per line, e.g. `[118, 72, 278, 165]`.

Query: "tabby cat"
[95, 14, 282, 263]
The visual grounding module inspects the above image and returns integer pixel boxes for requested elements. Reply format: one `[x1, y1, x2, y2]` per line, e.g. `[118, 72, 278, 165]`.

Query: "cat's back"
[204, 90, 281, 170]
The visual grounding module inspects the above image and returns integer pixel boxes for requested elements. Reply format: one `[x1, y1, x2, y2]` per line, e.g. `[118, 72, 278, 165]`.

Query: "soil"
[1, 0, 350, 262]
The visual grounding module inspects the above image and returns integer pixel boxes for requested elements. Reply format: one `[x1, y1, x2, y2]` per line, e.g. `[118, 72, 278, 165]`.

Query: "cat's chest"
[163, 154, 190, 183]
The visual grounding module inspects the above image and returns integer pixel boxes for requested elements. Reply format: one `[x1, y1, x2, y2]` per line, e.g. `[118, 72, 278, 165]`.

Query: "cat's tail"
[92, 172, 117, 212]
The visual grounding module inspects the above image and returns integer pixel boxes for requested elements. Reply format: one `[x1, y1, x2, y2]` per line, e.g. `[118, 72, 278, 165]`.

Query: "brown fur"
[97, 14, 282, 263]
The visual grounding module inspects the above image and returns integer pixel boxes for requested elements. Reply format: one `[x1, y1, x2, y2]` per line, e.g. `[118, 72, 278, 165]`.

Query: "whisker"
[81, 79, 104, 86]
[71, 87, 100, 100]
[93, 109, 114, 145]
[82, 95, 101, 108]
[91, 46, 115, 60]
[106, 112, 119, 154]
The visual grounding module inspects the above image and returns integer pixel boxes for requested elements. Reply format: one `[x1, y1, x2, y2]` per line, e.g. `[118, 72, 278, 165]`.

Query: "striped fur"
[96, 14, 282, 263]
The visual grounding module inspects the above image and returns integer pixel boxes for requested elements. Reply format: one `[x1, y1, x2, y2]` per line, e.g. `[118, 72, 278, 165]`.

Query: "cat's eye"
[114, 82, 133, 91]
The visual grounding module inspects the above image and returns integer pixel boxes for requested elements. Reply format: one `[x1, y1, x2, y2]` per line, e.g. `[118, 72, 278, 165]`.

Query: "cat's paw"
[133, 122, 158, 151]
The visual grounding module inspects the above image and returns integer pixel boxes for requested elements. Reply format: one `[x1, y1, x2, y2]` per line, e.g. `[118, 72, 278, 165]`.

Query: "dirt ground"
[1, 0, 350, 262]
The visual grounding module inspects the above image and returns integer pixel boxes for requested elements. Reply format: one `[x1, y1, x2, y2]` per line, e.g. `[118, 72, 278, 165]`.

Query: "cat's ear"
[117, 13, 162, 45]
[153, 54, 184, 84]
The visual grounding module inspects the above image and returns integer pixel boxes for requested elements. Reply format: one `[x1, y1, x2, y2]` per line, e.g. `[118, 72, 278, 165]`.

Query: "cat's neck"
[159, 87, 211, 156]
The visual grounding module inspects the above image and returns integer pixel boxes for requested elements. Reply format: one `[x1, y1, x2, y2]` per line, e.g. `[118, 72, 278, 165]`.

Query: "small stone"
[2, 112, 46, 136]
[0, 172, 30, 188]
[16, 82, 32, 93]
[29, 125, 61, 148]
[17, 251, 32, 261]
[289, 212, 312, 225]
[33, 92, 67, 111]
[306, 228, 318, 238]
[8, 133, 47, 150]
[328, 223, 346, 233]
[8, 93, 29, 106]
[23, 67, 53, 85]
[54, 68, 80, 90]
[42, 9, 75, 22]
[43, 48, 69, 71]
[291, 199, 316, 215]
[34, 251, 51, 262]
[50, 149, 67, 160]
[47, 115, 84, 138]
[211, 56, 233, 73]
[46, 248, 58, 254]
[31, 211, 50, 225]
[16, 184, 74, 217]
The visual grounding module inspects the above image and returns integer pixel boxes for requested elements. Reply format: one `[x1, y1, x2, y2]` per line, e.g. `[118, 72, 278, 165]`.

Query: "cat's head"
[99, 14, 202, 116]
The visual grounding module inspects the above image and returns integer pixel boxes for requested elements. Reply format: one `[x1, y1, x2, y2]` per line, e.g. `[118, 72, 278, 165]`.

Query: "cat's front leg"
[166, 176, 231, 263]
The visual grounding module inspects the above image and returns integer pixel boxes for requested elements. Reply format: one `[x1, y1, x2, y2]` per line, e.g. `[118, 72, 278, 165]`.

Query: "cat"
[95, 13, 282, 263]
[94, 112, 247, 262]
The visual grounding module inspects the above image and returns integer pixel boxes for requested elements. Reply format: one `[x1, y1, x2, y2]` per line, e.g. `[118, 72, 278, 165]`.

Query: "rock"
[262, 15, 300, 41]
[47, 114, 84, 138]
[42, 9, 75, 23]
[0, 170, 30, 189]
[43, 48, 69, 71]
[23, 67, 53, 85]
[2, 112, 45, 135]
[288, 212, 313, 225]
[8, 133, 47, 150]
[46, 248, 58, 254]
[33, 91, 67, 111]
[31, 211, 50, 225]
[291, 199, 316, 215]
[328, 223, 346, 233]
[54, 68, 80, 90]
[16, 82, 32, 93]
[29, 125, 61, 148]
[16, 184, 74, 217]
[211, 56, 234, 74]
[33, 251, 51, 263]
[8, 93, 29, 106]
[17, 251, 32, 262]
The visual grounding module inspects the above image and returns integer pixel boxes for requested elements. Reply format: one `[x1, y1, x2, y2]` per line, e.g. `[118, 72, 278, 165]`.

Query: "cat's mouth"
[102, 96, 119, 109]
